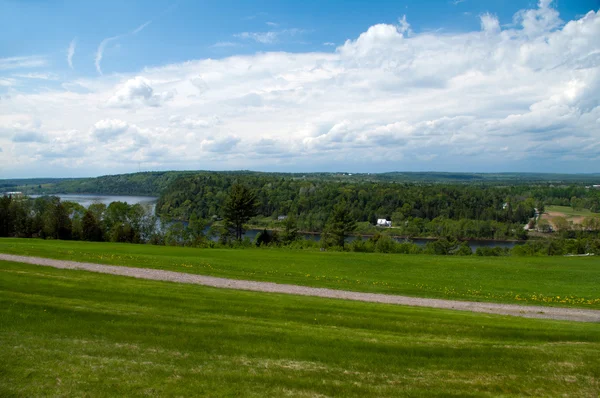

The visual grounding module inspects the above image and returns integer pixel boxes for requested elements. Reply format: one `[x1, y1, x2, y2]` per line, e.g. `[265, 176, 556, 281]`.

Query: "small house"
[377, 219, 392, 227]
[277, 215, 288, 221]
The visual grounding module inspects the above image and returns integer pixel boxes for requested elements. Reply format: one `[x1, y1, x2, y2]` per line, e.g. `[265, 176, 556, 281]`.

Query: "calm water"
[30, 194, 158, 208]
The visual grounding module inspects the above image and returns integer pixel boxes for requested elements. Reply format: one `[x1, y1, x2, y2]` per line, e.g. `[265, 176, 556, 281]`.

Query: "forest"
[153, 173, 599, 239]
[5, 170, 600, 196]
[1, 176, 599, 256]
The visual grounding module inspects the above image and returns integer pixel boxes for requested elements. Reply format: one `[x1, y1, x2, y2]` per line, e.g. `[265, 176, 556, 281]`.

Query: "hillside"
[4, 171, 600, 197]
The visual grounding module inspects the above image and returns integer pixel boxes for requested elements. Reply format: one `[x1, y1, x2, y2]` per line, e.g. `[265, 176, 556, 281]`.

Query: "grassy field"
[545, 205, 600, 219]
[1, 238, 599, 309]
[1, 260, 599, 396]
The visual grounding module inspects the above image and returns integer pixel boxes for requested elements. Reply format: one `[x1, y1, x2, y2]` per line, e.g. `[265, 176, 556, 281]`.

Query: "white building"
[377, 219, 392, 227]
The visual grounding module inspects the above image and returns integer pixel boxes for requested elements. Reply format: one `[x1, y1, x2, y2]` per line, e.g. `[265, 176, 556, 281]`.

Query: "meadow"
[1, 238, 599, 308]
[545, 205, 600, 219]
[1, 260, 599, 397]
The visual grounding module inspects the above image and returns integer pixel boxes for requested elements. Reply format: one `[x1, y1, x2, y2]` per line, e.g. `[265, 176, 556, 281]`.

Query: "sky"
[1, 0, 599, 178]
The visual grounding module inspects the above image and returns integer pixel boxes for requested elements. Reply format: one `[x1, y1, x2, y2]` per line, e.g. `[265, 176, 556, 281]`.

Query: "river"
[29, 194, 158, 208]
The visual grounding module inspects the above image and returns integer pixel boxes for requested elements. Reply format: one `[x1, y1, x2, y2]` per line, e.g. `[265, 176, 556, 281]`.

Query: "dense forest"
[1, 193, 599, 256]
[4, 171, 600, 196]
[154, 173, 599, 239]
[3, 171, 599, 240]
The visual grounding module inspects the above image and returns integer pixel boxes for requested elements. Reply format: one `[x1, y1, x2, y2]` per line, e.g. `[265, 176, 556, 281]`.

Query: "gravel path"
[2, 253, 599, 323]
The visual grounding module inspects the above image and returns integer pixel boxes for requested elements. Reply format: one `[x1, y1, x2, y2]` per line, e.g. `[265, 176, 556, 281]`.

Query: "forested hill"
[3, 172, 196, 196]
[4, 171, 600, 197]
[155, 173, 543, 231]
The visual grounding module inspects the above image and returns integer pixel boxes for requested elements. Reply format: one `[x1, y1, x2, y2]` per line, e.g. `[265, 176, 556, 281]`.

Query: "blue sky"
[1, 0, 599, 177]
[3, 0, 597, 76]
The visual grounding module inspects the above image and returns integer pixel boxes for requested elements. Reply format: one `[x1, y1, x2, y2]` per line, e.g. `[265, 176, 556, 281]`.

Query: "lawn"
[1, 238, 599, 308]
[545, 205, 600, 219]
[1, 260, 599, 397]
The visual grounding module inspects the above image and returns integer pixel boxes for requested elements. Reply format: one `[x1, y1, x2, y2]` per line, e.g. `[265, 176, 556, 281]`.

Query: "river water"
[30, 194, 158, 208]
[32, 194, 520, 252]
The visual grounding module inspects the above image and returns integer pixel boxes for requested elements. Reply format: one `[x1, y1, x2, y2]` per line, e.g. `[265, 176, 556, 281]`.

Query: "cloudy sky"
[1, 0, 599, 178]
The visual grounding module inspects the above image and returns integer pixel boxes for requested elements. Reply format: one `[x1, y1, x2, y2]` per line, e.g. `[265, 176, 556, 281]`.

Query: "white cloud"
[107, 76, 174, 108]
[67, 38, 76, 69]
[211, 41, 239, 48]
[2, 1, 600, 176]
[0, 55, 47, 70]
[92, 119, 130, 142]
[95, 35, 120, 75]
[169, 115, 218, 129]
[0, 78, 16, 86]
[201, 135, 241, 152]
[12, 131, 47, 143]
[235, 28, 304, 44]
[235, 31, 279, 44]
[132, 20, 152, 35]
[480, 13, 500, 34]
[95, 20, 152, 75]
[13, 72, 59, 80]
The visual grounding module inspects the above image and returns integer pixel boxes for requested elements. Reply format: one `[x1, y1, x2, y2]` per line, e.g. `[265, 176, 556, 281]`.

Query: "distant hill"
[3, 170, 600, 197]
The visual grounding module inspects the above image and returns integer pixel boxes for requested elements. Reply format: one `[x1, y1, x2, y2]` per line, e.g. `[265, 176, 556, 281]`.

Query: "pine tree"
[322, 201, 356, 249]
[223, 183, 258, 241]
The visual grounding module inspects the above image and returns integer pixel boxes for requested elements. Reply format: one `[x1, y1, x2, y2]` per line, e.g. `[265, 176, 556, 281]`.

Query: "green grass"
[1, 238, 600, 309]
[545, 205, 600, 218]
[1, 260, 599, 397]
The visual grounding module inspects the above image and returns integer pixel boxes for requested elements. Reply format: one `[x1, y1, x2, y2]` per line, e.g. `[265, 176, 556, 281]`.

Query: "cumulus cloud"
[480, 13, 500, 34]
[92, 119, 130, 142]
[107, 76, 174, 108]
[169, 115, 220, 129]
[201, 135, 241, 152]
[1, 1, 600, 176]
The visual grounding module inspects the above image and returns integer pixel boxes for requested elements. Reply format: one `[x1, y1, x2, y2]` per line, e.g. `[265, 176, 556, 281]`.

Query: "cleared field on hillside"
[1, 238, 599, 308]
[544, 205, 600, 225]
[1, 260, 599, 397]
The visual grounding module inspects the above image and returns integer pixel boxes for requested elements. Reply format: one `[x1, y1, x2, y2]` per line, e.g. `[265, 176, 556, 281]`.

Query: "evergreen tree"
[82, 210, 103, 241]
[223, 183, 258, 241]
[322, 201, 356, 249]
[281, 214, 299, 243]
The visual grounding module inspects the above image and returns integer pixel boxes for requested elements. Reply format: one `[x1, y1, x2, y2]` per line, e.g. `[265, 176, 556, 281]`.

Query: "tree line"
[2, 187, 599, 257]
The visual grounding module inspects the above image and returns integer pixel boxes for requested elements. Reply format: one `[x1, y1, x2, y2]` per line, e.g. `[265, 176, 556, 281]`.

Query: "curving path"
[1, 253, 599, 323]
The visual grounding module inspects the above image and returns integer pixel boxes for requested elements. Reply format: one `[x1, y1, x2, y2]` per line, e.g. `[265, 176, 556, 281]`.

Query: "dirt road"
[1, 253, 599, 323]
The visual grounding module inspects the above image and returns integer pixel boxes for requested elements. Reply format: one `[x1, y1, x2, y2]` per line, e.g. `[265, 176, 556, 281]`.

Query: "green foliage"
[255, 229, 280, 246]
[280, 214, 299, 244]
[322, 201, 356, 249]
[81, 210, 103, 241]
[223, 183, 258, 241]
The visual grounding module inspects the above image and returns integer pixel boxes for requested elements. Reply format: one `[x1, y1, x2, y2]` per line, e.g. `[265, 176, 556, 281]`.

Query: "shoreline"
[246, 226, 526, 243]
